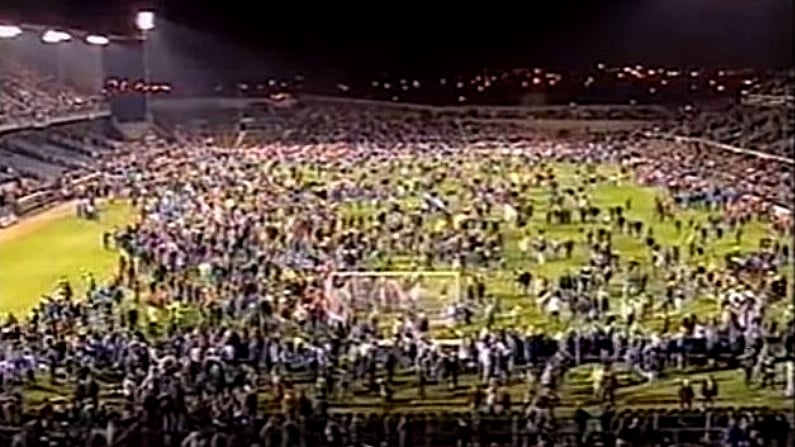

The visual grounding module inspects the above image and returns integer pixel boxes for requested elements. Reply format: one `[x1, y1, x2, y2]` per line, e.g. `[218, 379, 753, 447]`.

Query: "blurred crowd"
[0, 59, 104, 128]
[664, 104, 792, 159]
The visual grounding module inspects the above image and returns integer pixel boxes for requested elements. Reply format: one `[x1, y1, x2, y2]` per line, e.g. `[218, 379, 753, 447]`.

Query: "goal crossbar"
[330, 270, 461, 278]
[325, 271, 463, 317]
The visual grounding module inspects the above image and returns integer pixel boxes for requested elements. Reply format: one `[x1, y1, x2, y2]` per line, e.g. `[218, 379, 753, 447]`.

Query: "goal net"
[324, 271, 461, 322]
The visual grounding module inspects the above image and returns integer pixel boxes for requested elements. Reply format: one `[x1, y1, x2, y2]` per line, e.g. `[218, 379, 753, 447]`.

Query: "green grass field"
[1, 163, 792, 413]
[0, 202, 135, 317]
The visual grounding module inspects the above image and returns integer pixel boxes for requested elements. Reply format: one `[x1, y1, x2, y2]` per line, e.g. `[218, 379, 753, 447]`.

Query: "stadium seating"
[668, 104, 793, 159]
[0, 59, 103, 127]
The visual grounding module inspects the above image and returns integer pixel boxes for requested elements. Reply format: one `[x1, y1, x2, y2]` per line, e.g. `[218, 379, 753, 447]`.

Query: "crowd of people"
[664, 104, 792, 159]
[0, 59, 104, 129]
[0, 95, 791, 447]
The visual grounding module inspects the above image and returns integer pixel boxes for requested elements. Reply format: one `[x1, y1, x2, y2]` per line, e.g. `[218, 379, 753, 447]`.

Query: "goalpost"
[324, 270, 462, 321]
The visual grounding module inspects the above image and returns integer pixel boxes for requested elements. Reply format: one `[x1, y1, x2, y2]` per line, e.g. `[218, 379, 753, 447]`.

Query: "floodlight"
[42, 30, 71, 43]
[85, 34, 110, 46]
[54, 31, 71, 42]
[0, 25, 22, 39]
[135, 11, 155, 31]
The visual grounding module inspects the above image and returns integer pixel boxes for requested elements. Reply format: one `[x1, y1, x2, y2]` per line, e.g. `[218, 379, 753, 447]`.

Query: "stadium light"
[0, 25, 22, 39]
[85, 34, 110, 46]
[42, 30, 71, 43]
[135, 11, 155, 31]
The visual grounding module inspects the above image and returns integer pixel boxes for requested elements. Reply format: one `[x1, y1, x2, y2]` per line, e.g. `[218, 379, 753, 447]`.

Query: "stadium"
[0, 2, 793, 446]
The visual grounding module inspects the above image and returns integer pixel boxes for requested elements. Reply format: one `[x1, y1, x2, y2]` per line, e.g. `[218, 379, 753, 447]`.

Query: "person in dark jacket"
[678, 379, 694, 410]
[700, 375, 718, 408]
[573, 401, 591, 447]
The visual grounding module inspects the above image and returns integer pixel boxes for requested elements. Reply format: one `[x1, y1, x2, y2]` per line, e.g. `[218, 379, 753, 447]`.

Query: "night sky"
[1, 0, 792, 73]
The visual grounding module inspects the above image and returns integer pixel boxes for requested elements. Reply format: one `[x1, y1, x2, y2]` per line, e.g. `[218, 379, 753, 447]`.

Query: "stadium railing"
[643, 131, 794, 165]
[0, 108, 111, 136]
[15, 172, 101, 214]
[742, 94, 794, 108]
[300, 94, 670, 117]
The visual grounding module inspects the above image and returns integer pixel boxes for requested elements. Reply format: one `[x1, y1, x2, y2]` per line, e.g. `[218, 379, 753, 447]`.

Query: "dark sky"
[1, 0, 792, 72]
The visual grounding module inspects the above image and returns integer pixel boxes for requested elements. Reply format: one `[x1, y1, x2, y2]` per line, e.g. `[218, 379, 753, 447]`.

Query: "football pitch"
[0, 163, 791, 413]
[0, 201, 135, 317]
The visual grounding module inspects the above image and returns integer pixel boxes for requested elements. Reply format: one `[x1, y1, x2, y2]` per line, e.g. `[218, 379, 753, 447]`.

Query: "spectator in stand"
[0, 56, 104, 127]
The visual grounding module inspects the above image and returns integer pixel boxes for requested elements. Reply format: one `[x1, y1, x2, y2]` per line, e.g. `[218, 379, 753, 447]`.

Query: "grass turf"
[0, 202, 135, 318]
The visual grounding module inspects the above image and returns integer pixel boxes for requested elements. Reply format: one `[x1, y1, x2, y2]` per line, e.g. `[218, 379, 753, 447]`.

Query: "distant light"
[716, 85, 725, 92]
[136, 11, 156, 31]
[0, 25, 22, 39]
[458, 95, 466, 102]
[596, 62, 606, 70]
[648, 87, 656, 94]
[85, 34, 110, 46]
[412, 80, 420, 88]
[42, 30, 71, 43]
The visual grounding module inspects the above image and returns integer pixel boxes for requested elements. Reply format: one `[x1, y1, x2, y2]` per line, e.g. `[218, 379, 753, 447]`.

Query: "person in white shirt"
[545, 294, 561, 321]
[785, 360, 794, 397]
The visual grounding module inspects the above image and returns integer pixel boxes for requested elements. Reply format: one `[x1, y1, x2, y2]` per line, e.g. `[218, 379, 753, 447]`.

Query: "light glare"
[42, 30, 71, 43]
[0, 25, 22, 38]
[85, 34, 110, 46]
[136, 11, 156, 31]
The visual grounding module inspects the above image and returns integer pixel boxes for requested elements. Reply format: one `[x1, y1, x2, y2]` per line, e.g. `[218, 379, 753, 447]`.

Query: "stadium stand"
[0, 59, 104, 128]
